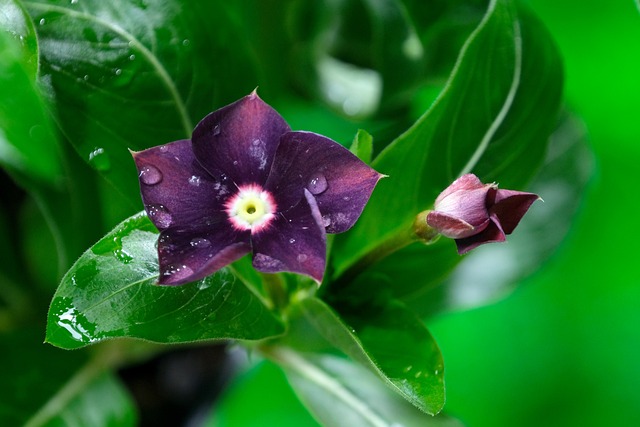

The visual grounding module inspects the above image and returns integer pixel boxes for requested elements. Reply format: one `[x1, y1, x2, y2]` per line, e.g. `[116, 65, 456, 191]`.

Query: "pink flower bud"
[426, 174, 539, 254]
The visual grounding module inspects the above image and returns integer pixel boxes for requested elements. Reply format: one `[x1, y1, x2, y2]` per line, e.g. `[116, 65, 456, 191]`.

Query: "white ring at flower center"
[225, 184, 276, 232]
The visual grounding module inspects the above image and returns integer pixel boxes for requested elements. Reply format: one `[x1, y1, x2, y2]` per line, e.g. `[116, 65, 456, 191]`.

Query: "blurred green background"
[429, 1, 640, 426]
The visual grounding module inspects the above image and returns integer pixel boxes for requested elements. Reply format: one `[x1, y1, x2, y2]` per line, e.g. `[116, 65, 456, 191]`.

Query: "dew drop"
[39, 18, 46, 26]
[159, 145, 169, 152]
[213, 124, 221, 136]
[233, 160, 238, 166]
[307, 173, 328, 195]
[146, 204, 172, 228]
[289, 238, 296, 244]
[114, 68, 122, 76]
[321, 215, 331, 227]
[88, 147, 111, 171]
[83, 74, 89, 81]
[163, 264, 194, 282]
[190, 237, 211, 248]
[114, 248, 133, 264]
[343, 196, 351, 201]
[188, 175, 201, 186]
[70, 0, 78, 4]
[139, 165, 162, 185]
[129, 54, 136, 61]
[182, 39, 190, 46]
[297, 254, 308, 263]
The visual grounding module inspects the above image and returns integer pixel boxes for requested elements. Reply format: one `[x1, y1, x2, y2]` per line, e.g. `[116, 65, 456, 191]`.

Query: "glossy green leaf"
[270, 349, 458, 427]
[46, 212, 284, 349]
[332, 0, 563, 275]
[25, 0, 259, 203]
[0, 0, 39, 76]
[0, 26, 61, 183]
[285, 297, 444, 415]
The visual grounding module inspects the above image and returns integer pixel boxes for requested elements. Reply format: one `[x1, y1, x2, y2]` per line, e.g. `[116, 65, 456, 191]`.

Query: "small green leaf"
[332, 0, 563, 275]
[285, 297, 445, 415]
[46, 212, 284, 349]
[0, 28, 61, 184]
[349, 129, 374, 164]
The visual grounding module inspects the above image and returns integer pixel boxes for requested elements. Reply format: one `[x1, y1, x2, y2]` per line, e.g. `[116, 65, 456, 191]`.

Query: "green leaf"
[349, 129, 374, 164]
[285, 297, 445, 415]
[46, 212, 285, 349]
[206, 360, 321, 427]
[0, 25, 61, 183]
[332, 0, 563, 275]
[25, 0, 259, 203]
[0, 0, 39, 77]
[270, 349, 459, 427]
[0, 328, 137, 427]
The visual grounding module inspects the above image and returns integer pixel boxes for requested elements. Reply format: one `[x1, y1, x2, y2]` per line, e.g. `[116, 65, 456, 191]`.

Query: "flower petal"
[191, 91, 291, 186]
[434, 186, 494, 228]
[490, 189, 540, 234]
[265, 131, 383, 234]
[426, 211, 488, 239]
[434, 173, 485, 206]
[132, 139, 235, 231]
[157, 225, 251, 285]
[454, 217, 506, 254]
[251, 189, 326, 283]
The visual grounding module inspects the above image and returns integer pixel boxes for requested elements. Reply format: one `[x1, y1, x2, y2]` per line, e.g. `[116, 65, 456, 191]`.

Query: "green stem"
[261, 272, 289, 311]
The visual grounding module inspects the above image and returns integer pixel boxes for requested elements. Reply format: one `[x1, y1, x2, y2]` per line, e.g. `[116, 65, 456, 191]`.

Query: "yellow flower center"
[226, 185, 276, 231]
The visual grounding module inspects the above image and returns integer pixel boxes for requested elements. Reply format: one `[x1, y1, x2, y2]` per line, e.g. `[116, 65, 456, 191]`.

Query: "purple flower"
[132, 91, 383, 285]
[426, 174, 539, 254]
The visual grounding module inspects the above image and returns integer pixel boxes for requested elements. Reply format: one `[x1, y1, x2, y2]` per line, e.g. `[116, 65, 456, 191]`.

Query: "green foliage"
[0, 0, 590, 425]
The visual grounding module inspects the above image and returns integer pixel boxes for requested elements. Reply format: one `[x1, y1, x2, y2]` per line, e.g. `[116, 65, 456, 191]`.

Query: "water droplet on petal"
[190, 237, 211, 248]
[233, 160, 238, 166]
[88, 147, 111, 171]
[163, 264, 194, 282]
[188, 175, 201, 186]
[213, 124, 221, 136]
[139, 165, 162, 185]
[146, 204, 172, 228]
[308, 173, 328, 195]
[321, 215, 331, 227]
[289, 238, 296, 244]
[297, 254, 308, 262]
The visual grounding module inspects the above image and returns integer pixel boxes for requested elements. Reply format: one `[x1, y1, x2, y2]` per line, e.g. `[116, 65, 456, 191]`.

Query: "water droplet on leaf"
[39, 18, 46, 26]
[146, 204, 172, 228]
[139, 165, 162, 185]
[88, 147, 111, 171]
[308, 173, 328, 195]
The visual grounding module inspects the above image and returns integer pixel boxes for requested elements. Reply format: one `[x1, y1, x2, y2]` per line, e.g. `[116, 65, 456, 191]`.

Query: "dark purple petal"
[454, 217, 506, 254]
[251, 190, 326, 283]
[157, 224, 251, 285]
[435, 173, 485, 206]
[191, 91, 291, 186]
[132, 139, 236, 231]
[264, 131, 383, 234]
[490, 189, 540, 234]
[426, 211, 489, 239]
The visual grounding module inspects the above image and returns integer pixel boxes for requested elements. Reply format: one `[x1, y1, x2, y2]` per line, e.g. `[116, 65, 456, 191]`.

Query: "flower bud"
[425, 174, 539, 254]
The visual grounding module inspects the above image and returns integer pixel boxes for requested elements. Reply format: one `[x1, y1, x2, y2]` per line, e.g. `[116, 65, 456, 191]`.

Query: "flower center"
[226, 185, 276, 232]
